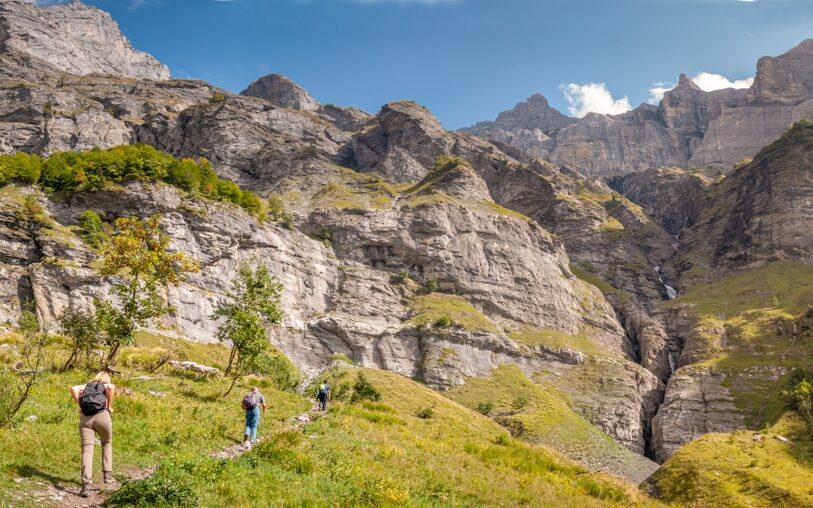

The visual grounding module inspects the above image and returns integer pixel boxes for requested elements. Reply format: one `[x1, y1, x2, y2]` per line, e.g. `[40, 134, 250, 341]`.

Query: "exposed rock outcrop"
[650, 367, 747, 462]
[0, 0, 170, 80]
[241, 74, 320, 112]
[241, 73, 373, 133]
[679, 121, 813, 272]
[608, 167, 713, 237]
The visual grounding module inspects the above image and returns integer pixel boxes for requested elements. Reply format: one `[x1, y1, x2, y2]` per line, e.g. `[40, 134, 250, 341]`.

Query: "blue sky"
[61, 0, 813, 129]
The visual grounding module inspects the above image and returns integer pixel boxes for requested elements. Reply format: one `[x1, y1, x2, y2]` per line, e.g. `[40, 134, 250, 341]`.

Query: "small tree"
[58, 305, 101, 371]
[0, 305, 46, 427]
[97, 215, 199, 367]
[78, 210, 107, 248]
[267, 194, 294, 229]
[214, 264, 284, 396]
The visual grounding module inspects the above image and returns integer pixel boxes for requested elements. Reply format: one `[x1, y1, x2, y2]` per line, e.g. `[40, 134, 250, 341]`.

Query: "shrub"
[267, 194, 295, 229]
[107, 466, 199, 507]
[416, 407, 434, 419]
[21, 195, 50, 227]
[433, 315, 453, 329]
[423, 277, 439, 293]
[389, 270, 410, 285]
[475, 401, 494, 416]
[494, 433, 511, 446]
[315, 227, 332, 242]
[252, 348, 300, 390]
[209, 92, 227, 104]
[511, 396, 529, 410]
[783, 370, 813, 428]
[0, 152, 42, 185]
[350, 373, 381, 403]
[77, 210, 107, 248]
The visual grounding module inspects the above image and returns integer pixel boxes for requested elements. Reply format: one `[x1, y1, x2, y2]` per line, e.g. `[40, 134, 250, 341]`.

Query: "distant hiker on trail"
[242, 387, 267, 449]
[70, 372, 116, 498]
[316, 380, 330, 411]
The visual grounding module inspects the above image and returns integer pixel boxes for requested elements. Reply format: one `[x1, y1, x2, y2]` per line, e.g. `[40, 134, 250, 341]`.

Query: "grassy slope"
[179, 367, 661, 507]
[446, 365, 658, 484]
[408, 293, 499, 333]
[0, 335, 660, 507]
[0, 335, 307, 507]
[650, 414, 813, 508]
[661, 261, 813, 426]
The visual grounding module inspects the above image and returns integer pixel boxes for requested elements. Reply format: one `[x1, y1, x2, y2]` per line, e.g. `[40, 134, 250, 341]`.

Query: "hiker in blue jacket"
[316, 380, 330, 411]
[241, 387, 267, 449]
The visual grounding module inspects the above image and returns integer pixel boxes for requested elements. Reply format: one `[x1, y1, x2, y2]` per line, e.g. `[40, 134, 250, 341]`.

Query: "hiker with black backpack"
[70, 372, 116, 498]
[316, 380, 330, 412]
[241, 387, 267, 449]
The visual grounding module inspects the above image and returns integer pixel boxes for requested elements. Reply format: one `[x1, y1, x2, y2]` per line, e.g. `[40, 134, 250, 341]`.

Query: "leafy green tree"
[783, 370, 813, 429]
[97, 215, 199, 367]
[58, 305, 101, 371]
[78, 210, 107, 248]
[213, 263, 284, 396]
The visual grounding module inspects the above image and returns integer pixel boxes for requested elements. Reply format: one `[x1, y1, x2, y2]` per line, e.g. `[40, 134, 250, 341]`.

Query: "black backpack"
[79, 382, 107, 416]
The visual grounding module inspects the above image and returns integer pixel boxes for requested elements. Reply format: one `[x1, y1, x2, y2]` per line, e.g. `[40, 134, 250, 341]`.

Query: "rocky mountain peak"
[350, 100, 453, 182]
[240, 74, 320, 111]
[491, 93, 575, 132]
[0, 0, 170, 80]
[749, 38, 813, 105]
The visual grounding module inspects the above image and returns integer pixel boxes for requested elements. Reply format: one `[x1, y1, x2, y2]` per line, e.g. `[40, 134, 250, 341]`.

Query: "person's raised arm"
[70, 385, 84, 404]
[105, 384, 116, 413]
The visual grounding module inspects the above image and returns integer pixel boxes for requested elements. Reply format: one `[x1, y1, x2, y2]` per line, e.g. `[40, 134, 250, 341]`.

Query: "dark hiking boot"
[104, 472, 114, 485]
[79, 484, 90, 498]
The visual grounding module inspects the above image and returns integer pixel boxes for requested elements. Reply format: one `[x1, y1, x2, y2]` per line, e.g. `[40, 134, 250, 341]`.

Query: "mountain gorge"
[1, 0, 813, 506]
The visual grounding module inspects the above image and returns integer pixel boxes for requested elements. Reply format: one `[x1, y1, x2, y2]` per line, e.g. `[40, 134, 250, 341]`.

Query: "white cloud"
[692, 72, 754, 91]
[560, 83, 631, 118]
[646, 72, 753, 104]
[647, 82, 675, 104]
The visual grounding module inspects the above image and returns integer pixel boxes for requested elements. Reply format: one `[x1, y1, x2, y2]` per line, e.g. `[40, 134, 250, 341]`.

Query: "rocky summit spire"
[0, 0, 170, 80]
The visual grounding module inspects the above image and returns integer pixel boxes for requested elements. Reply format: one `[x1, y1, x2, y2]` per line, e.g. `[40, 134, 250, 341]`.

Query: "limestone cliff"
[0, 0, 169, 80]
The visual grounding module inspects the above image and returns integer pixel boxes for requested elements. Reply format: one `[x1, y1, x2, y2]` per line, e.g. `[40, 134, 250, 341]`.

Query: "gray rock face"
[241, 74, 373, 133]
[749, 39, 813, 105]
[241, 74, 320, 112]
[678, 121, 813, 270]
[609, 167, 712, 237]
[650, 367, 747, 462]
[551, 106, 684, 175]
[463, 94, 574, 159]
[351, 101, 454, 183]
[0, 71, 218, 156]
[142, 94, 352, 189]
[461, 40, 813, 176]
[0, 0, 169, 80]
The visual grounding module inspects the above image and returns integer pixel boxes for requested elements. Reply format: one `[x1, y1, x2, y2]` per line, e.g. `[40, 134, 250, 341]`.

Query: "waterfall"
[654, 265, 677, 300]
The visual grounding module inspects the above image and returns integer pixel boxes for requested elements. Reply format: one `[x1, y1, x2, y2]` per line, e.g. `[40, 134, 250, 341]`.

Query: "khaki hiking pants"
[79, 410, 112, 486]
